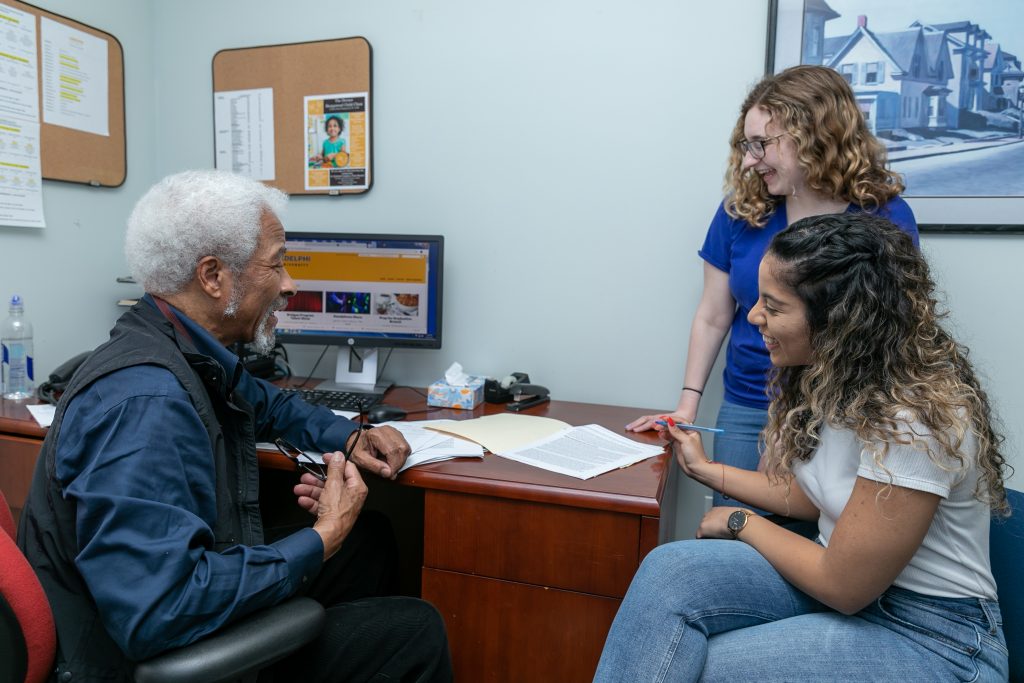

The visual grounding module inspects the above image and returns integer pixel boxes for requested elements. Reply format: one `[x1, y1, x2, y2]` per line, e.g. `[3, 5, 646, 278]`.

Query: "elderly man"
[18, 170, 451, 681]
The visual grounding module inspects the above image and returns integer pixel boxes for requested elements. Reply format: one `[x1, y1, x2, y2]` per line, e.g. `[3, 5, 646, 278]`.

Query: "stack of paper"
[377, 420, 485, 473]
[257, 418, 484, 474]
[424, 413, 664, 480]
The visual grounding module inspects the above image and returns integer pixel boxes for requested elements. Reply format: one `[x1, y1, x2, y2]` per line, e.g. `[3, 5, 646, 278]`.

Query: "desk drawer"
[423, 567, 619, 683]
[423, 490, 640, 597]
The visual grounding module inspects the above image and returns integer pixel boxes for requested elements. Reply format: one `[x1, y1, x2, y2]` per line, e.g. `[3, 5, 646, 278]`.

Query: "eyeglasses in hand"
[737, 134, 784, 160]
[275, 400, 373, 481]
[274, 437, 327, 481]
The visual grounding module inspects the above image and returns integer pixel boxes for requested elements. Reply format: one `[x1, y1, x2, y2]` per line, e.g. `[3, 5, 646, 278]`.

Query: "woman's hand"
[695, 506, 742, 539]
[664, 418, 715, 477]
[626, 409, 696, 433]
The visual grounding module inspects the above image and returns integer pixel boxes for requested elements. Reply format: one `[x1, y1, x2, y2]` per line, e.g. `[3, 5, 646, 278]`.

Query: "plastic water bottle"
[1, 294, 34, 400]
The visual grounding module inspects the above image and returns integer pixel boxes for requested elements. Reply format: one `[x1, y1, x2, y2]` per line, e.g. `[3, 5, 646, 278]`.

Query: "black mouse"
[366, 404, 408, 424]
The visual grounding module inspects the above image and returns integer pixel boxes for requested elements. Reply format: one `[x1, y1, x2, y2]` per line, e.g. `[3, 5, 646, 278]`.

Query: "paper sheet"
[0, 3, 39, 122]
[214, 87, 275, 180]
[40, 17, 108, 136]
[0, 117, 45, 228]
[498, 424, 664, 480]
[27, 403, 55, 427]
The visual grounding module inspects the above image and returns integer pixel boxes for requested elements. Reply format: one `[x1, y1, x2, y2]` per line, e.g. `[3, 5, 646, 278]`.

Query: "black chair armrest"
[132, 597, 325, 683]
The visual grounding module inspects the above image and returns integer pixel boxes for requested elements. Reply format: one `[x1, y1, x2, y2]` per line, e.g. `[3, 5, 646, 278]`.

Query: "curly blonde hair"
[725, 65, 904, 227]
[760, 213, 1009, 513]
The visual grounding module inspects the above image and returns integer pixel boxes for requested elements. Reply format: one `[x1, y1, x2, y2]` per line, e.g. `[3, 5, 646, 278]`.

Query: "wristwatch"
[727, 509, 755, 539]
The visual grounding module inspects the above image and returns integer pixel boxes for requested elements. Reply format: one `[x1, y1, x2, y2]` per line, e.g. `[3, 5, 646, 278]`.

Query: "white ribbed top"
[794, 418, 996, 600]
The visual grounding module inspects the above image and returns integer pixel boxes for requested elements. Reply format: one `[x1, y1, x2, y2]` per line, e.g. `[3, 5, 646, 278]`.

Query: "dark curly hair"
[760, 213, 1008, 512]
[725, 65, 904, 227]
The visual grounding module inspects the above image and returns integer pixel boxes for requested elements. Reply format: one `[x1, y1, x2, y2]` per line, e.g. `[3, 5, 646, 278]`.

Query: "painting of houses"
[780, 0, 1024, 199]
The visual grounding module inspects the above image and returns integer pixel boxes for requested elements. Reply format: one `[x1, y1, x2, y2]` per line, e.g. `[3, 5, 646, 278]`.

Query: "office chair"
[991, 487, 1023, 682]
[0, 490, 56, 683]
[0, 489, 326, 683]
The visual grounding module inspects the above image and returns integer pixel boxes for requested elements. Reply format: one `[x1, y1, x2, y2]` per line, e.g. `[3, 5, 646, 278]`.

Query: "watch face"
[728, 510, 746, 535]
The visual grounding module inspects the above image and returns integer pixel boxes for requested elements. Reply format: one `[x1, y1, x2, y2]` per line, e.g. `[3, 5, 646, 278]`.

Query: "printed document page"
[498, 424, 664, 480]
[214, 87, 275, 180]
[40, 17, 108, 136]
[0, 3, 39, 122]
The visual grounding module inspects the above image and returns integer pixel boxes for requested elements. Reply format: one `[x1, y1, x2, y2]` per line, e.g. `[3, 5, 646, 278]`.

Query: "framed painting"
[767, 0, 1024, 233]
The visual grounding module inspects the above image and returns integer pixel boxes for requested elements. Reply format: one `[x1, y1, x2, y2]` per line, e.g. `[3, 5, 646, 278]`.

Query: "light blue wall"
[7, 2, 1021, 532]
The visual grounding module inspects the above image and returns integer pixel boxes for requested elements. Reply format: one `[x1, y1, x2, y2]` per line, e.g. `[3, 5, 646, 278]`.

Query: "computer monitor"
[275, 232, 444, 394]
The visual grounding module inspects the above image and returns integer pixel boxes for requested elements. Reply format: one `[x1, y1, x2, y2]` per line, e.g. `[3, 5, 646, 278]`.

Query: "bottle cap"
[10, 294, 22, 307]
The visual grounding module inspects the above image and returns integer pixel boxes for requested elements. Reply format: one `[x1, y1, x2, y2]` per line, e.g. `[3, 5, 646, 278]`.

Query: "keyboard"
[279, 387, 383, 412]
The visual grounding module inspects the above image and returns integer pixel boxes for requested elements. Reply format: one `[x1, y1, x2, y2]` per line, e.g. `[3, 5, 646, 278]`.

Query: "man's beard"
[251, 300, 285, 355]
[224, 286, 287, 356]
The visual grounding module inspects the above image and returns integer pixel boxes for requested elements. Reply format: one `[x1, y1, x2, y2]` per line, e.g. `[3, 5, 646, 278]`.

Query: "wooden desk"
[3, 390, 671, 682]
[0, 398, 47, 524]
[262, 387, 671, 682]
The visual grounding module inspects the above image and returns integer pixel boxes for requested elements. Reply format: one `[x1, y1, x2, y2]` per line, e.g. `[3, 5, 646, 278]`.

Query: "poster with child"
[304, 92, 370, 191]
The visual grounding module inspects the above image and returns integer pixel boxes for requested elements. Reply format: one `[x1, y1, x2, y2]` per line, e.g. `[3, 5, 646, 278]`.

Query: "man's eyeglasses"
[274, 437, 326, 481]
[737, 134, 784, 160]
[274, 400, 371, 480]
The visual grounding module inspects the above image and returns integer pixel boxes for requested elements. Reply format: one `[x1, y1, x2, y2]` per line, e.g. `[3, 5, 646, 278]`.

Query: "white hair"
[125, 170, 288, 295]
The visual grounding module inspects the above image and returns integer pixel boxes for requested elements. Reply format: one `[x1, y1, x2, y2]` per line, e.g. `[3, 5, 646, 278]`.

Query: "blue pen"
[654, 420, 725, 434]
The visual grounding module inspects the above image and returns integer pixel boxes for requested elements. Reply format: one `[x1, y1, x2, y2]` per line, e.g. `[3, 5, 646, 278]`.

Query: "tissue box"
[427, 376, 486, 409]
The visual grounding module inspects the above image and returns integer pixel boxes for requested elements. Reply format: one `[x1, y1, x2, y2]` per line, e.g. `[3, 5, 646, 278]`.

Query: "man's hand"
[347, 426, 411, 480]
[312, 451, 367, 561]
[293, 470, 326, 515]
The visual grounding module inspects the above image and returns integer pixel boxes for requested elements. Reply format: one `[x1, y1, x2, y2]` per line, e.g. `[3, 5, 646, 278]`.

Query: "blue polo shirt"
[698, 198, 919, 409]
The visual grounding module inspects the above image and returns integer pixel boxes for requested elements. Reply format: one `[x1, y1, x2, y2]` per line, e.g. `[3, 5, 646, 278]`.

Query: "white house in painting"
[800, 0, 840, 66]
[912, 21, 990, 128]
[806, 8, 1022, 135]
[983, 44, 1024, 111]
[823, 16, 953, 133]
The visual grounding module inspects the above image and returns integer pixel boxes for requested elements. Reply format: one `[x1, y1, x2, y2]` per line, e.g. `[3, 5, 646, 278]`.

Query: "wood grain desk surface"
[261, 386, 671, 516]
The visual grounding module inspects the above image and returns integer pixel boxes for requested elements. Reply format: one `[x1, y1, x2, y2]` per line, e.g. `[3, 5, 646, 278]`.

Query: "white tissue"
[444, 361, 471, 386]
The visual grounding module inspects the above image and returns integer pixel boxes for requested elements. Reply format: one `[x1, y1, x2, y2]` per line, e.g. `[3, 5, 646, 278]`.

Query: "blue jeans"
[711, 400, 767, 508]
[594, 540, 1008, 682]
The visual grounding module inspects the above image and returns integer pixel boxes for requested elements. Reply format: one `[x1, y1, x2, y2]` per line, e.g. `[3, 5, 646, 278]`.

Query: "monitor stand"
[315, 346, 392, 396]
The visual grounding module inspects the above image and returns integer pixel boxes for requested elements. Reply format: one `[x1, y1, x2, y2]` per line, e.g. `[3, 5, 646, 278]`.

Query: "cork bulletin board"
[14, 1, 126, 187]
[212, 37, 373, 196]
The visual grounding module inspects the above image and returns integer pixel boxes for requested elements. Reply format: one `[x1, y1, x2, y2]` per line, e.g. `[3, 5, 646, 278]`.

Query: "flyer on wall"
[303, 92, 369, 191]
[0, 117, 45, 228]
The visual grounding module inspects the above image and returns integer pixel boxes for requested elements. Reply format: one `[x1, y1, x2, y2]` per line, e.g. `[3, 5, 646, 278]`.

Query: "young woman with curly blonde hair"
[628, 66, 919, 507]
[597, 213, 1009, 681]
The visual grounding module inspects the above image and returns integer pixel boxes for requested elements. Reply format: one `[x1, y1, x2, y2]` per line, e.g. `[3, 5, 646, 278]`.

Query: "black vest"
[17, 302, 264, 682]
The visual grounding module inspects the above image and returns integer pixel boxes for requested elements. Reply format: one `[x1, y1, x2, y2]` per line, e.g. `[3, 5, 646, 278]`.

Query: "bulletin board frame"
[211, 36, 373, 196]
[13, 1, 126, 187]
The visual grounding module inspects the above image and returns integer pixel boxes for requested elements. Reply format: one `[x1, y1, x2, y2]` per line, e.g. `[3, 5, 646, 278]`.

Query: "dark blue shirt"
[55, 297, 358, 660]
[698, 197, 919, 409]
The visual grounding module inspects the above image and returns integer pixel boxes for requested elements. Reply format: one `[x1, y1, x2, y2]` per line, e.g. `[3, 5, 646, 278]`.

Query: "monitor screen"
[275, 232, 443, 350]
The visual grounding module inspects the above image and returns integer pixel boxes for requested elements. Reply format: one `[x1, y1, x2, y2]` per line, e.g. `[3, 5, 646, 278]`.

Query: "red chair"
[0, 489, 324, 683]
[0, 490, 56, 683]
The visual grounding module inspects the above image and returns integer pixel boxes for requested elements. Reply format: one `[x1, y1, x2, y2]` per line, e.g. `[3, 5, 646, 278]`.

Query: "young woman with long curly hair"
[628, 66, 919, 507]
[598, 213, 1009, 681]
